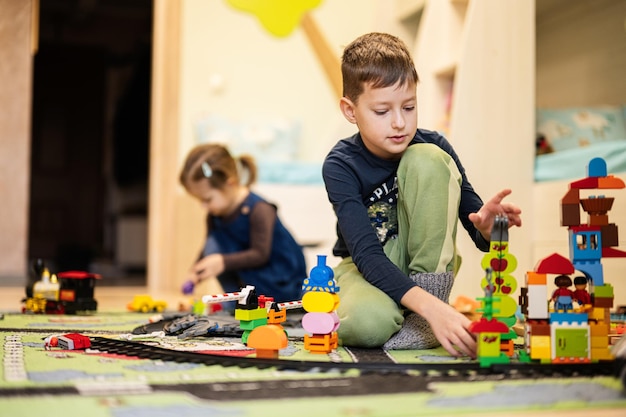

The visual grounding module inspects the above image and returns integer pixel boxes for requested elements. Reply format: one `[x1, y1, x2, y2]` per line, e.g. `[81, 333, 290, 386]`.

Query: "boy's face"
[340, 80, 417, 160]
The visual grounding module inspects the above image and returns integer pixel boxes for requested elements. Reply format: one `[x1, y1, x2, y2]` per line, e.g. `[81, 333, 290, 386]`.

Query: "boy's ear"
[339, 97, 357, 124]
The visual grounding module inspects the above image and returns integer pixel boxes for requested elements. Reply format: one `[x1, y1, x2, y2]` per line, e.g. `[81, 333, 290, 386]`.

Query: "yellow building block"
[477, 333, 502, 358]
[590, 323, 609, 337]
[235, 307, 267, 321]
[590, 347, 614, 360]
[302, 291, 340, 313]
[530, 335, 551, 360]
[590, 336, 609, 348]
[588, 307, 607, 321]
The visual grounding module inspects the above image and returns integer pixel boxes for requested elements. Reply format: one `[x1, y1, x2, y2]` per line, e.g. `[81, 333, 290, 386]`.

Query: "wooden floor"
[0, 278, 222, 313]
[1, 285, 155, 313]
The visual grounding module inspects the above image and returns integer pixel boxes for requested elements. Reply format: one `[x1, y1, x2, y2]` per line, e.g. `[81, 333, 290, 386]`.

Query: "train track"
[90, 336, 625, 381]
[1, 336, 623, 401]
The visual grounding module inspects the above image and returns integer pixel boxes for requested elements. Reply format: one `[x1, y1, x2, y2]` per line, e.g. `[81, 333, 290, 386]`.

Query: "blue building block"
[550, 312, 589, 325]
[572, 260, 604, 286]
[569, 230, 602, 262]
[587, 157, 608, 178]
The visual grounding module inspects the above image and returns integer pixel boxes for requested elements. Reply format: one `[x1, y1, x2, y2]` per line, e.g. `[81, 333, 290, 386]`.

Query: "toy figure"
[551, 275, 574, 311]
[572, 276, 591, 306]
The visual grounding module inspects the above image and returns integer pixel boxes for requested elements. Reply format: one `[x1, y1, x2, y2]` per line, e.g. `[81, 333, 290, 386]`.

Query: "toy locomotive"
[22, 259, 100, 314]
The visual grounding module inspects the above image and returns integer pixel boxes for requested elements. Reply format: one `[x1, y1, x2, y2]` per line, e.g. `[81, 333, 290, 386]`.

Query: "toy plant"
[469, 267, 511, 366]
[479, 214, 519, 356]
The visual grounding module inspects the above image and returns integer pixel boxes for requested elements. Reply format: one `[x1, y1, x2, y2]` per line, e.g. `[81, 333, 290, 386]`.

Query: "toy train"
[22, 260, 100, 314]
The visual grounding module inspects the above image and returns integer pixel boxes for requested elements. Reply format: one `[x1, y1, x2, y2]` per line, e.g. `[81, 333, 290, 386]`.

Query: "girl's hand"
[193, 254, 225, 282]
[181, 279, 195, 295]
[469, 189, 522, 240]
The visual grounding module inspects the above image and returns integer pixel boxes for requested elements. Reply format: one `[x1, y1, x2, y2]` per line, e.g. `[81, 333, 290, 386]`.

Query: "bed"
[535, 105, 626, 182]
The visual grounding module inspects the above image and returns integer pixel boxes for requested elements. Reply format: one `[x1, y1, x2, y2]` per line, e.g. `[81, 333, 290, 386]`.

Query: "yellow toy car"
[127, 295, 167, 313]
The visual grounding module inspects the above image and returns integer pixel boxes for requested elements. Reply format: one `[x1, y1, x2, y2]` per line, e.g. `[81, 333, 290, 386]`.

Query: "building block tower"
[519, 157, 624, 363]
[470, 267, 511, 366]
[479, 215, 518, 356]
[247, 301, 289, 359]
[233, 286, 268, 345]
[301, 255, 340, 354]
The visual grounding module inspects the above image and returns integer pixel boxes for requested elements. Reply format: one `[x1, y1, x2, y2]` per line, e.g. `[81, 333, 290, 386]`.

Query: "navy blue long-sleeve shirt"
[322, 129, 489, 304]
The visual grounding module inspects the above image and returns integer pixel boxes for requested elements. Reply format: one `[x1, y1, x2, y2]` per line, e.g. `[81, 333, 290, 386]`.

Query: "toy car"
[127, 295, 167, 313]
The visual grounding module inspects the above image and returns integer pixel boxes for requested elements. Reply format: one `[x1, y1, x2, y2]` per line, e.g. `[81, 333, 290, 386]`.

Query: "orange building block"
[304, 332, 338, 354]
[247, 324, 288, 359]
[526, 271, 547, 285]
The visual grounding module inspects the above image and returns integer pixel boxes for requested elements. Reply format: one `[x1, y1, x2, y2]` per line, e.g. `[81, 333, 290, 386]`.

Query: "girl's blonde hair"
[179, 143, 257, 191]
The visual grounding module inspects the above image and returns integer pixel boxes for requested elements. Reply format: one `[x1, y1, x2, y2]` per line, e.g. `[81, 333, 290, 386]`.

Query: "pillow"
[536, 106, 626, 152]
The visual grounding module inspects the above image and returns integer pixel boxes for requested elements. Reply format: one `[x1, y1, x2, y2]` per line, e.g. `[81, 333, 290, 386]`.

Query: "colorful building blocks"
[247, 301, 289, 359]
[302, 255, 340, 354]
[233, 286, 268, 345]
[201, 285, 302, 351]
[469, 267, 511, 366]
[518, 157, 624, 364]
[478, 215, 518, 355]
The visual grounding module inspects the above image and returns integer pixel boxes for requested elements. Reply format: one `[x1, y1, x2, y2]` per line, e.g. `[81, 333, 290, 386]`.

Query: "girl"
[179, 144, 306, 304]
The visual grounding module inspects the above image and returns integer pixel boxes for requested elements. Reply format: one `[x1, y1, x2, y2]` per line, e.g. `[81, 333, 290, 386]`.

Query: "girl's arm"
[187, 202, 277, 286]
[220, 201, 276, 270]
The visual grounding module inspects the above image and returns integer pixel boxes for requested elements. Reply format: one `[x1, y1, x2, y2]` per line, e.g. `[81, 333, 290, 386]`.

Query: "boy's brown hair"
[341, 32, 419, 103]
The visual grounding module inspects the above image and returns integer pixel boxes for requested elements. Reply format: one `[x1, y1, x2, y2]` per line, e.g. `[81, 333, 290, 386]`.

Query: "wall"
[148, 0, 418, 294]
[536, 0, 626, 107]
[176, 0, 417, 164]
[533, 0, 626, 306]
[0, 0, 34, 281]
[413, 0, 535, 304]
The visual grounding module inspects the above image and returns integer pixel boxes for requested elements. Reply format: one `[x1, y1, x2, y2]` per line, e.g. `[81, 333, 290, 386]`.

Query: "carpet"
[1, 311, 625, 417]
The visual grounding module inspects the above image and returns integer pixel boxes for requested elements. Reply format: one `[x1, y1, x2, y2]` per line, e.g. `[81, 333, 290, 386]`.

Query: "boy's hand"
[425, 300, 477, 358]
[469, 189, 522, 241]
[401, 287, 476, 357]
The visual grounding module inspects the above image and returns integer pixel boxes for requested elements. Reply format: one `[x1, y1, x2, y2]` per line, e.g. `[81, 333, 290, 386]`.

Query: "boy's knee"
[337, 299, 402, 348]
[401, 144, 452, 170]
[399, 144, 461, 185]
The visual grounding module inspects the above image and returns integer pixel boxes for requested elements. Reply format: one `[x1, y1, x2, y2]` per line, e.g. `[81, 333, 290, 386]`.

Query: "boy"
[322, 32, 522, 357]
